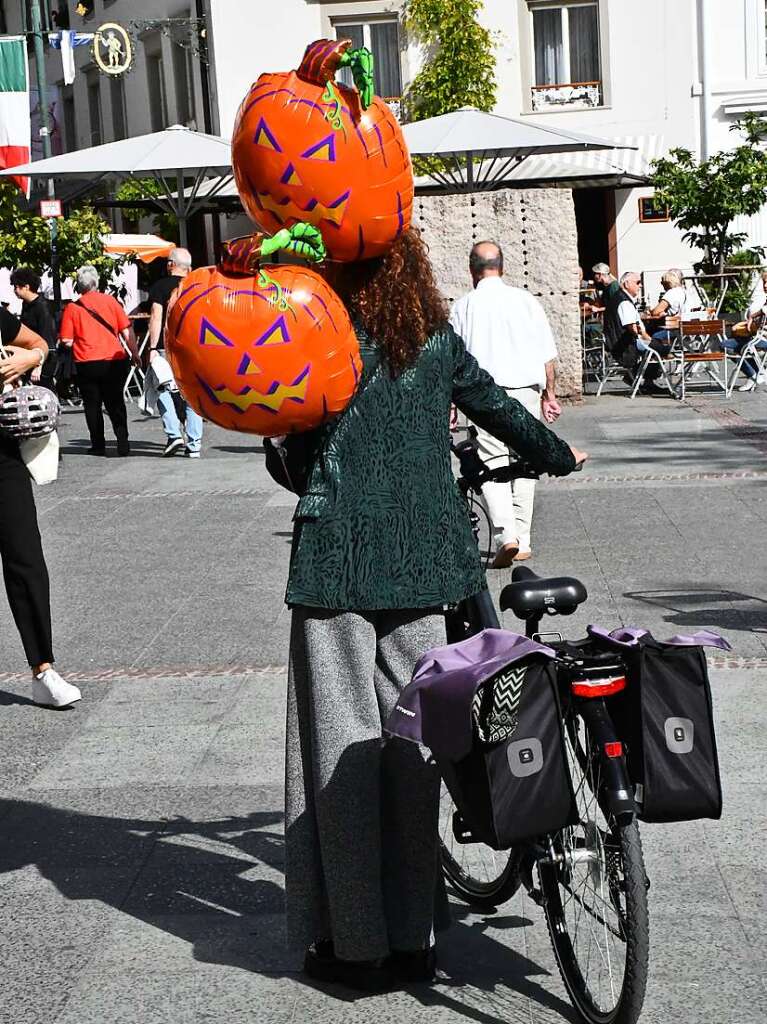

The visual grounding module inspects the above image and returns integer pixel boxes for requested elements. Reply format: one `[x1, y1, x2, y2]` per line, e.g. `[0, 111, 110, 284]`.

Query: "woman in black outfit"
[0, 307, 80, 708]
[10, 267, 58, 391]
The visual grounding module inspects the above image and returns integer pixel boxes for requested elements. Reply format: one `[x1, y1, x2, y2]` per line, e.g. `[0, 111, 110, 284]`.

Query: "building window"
[62, 85, 76, 151]
[110, 74, 126, 140]
[145, 42, 168, 132]
[172, 42, 195, 126]
[87, 72, 102, 145]
[529, 1, 602, 110]
[333, 19, 402, 99]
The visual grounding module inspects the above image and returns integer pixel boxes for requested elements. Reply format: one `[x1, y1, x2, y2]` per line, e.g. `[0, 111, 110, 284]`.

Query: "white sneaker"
[757, 372, 767, 384]
[738, 379, 757, 392]
[32, 668, 81, 708]
[185, 448, 201, 459]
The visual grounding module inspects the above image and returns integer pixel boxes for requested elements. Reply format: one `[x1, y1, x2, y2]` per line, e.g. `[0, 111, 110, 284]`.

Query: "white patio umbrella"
[0, 125, 233, 246]
[401, 108, 634, 191]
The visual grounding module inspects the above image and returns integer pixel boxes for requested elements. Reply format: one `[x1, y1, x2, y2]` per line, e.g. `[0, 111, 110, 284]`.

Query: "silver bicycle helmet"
[0, 385, 60, 439]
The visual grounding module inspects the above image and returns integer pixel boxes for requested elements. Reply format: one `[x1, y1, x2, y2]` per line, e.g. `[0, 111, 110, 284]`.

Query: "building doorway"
[573, 187, 615, 276]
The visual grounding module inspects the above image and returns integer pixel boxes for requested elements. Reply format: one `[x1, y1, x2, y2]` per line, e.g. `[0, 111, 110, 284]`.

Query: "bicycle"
[440, 429, 649, 1024]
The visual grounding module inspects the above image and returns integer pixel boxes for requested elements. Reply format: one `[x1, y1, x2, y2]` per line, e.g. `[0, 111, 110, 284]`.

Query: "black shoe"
[388, 947, 437, 983]
[87, 446, 105, 456]
[303, 941, 394, 992]
[638, 380, 665, 395]
[117, 445, 131, 457]
[163, 437, 185, 457]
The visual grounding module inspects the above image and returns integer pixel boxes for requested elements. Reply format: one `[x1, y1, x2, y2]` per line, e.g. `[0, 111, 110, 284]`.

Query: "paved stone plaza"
[1, 390, 765, 1024]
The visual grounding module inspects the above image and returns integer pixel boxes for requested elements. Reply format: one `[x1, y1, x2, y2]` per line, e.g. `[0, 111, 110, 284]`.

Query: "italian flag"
[0, 37, 30, 196]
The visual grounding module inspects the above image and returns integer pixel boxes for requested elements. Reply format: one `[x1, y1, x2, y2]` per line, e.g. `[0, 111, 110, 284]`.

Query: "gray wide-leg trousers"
[285, 605, 447, 961]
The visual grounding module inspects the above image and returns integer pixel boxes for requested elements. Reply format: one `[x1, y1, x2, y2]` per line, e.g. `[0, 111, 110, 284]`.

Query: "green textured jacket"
[285, 324, 576, 611]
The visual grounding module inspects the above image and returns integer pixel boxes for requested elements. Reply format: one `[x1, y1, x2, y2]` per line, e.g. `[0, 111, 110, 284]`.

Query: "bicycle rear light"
[604, 741, 624, 758]
[571, 675, 627, 698]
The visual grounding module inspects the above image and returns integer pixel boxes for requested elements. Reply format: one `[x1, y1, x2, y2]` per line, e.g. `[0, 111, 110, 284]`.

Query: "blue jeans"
[156, 388, 203, 452]
[721, 337, 767, 379]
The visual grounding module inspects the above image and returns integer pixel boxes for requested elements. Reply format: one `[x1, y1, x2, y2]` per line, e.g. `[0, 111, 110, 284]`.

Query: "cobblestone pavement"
[0, 389, 765, 1024]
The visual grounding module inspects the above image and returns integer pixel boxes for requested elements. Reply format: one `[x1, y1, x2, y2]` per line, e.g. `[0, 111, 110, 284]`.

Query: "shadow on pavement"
[0, 690, 39, 708]
[0, 797, 576, 1023]
[60, 440, 166, 458]
[211, 444, 265, 455]
[624, 588, 767, 633]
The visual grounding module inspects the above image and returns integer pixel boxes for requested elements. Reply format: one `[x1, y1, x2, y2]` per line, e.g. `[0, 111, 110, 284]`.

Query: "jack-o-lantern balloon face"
[232, 39, 413, 261]
[166, 262, 361, 437]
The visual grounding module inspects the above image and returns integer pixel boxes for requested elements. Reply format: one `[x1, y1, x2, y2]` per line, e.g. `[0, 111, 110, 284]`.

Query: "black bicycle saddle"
[500, 566, 588, 619]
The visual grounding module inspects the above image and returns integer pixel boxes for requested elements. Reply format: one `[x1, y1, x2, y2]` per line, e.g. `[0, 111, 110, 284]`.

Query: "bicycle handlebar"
[451, 426, 539, 494]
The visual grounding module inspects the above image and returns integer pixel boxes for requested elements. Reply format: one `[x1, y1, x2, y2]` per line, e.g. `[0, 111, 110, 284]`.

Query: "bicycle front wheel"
[438, 783, 521, 909]
[539, 719, 649, 1024]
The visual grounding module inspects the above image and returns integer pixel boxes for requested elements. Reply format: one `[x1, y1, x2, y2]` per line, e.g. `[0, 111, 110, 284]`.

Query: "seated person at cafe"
[744, 269, 767, 334]
[603, 271, 670, 393]
[592, 263, 620, 307]
[647, 268, 687, 343]
[722, 269, 767, 392]
[581, 263, 619, 343]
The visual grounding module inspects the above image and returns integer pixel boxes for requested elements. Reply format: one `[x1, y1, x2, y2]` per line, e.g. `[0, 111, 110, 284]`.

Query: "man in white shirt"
[449, 241, 561, 568]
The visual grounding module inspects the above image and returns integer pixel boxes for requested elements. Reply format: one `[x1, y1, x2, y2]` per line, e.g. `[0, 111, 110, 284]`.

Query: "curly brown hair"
[325, 227, 448, 377]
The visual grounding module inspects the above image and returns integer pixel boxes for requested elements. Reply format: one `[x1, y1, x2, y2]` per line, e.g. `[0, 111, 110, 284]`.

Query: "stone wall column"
[415, 188, 582, 400]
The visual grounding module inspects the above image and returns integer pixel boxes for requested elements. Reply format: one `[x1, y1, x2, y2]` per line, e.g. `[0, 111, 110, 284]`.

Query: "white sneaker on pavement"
[738, 379, 757, 392]
[757, 372, 767, 384]
[186, 448, 201, 459]
[32, 668, 81, 708]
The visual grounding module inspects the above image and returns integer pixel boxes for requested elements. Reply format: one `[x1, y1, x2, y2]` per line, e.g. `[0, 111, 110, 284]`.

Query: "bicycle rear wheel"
[539, 718, 649, 1024]
[438, 783, 521, 909]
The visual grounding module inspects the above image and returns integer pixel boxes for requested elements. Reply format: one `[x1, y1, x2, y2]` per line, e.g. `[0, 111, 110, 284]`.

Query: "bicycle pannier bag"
[438, 658, 578, 850]
[590, 629, 723, 823]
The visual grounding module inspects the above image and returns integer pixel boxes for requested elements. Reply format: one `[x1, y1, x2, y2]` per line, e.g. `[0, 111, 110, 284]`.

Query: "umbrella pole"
[176, 170, 188, 248]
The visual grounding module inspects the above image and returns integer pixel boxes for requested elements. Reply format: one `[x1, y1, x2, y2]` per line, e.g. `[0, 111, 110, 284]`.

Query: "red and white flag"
[0, 37, 30, 196]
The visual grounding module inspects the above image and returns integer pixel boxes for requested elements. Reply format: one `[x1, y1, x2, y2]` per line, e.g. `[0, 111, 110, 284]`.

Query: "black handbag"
[263, 433, 317, 495]
[597, 635, 722, 823]
[437, 658, 578, 850]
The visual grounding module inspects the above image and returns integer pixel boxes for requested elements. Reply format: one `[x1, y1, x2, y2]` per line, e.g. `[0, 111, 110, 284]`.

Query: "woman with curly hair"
[284, 227, 587, 990]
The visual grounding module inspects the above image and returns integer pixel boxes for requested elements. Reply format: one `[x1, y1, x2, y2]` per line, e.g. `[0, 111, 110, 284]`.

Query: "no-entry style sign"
[39, 199, 63, 218]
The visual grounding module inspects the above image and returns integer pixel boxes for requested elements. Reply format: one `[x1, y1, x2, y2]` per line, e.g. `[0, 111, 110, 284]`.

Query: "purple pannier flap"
[587, 625, 732, 652]
[384, 628, 555, 761]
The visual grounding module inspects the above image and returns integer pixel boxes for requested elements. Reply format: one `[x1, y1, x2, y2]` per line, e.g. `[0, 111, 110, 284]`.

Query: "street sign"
[39, 199, 63, 218]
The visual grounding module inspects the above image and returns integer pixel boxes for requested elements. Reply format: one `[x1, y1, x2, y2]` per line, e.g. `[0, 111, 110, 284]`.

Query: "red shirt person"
[59, 265, 133, 457]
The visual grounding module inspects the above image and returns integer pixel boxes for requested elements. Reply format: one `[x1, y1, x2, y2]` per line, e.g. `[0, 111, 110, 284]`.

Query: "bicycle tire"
[539, 720, 649, 1024]
[438, 785, 522, 909]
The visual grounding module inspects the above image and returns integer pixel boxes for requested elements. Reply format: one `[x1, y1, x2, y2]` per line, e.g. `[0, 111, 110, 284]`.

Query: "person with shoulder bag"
[0, 306, 80, 708]
[58, 265, 138, 457]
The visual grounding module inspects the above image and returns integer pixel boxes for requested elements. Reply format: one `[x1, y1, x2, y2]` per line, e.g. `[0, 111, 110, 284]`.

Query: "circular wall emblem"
[93, 23, 133, 76]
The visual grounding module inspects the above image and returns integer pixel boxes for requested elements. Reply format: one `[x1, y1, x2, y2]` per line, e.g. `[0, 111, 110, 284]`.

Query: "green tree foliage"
[115, 178, 178, 240]
[718, 247, 764, 318]
[651, 114, 767, 274]
[0, 182, 126, 285]
[402, 0, 497, 122]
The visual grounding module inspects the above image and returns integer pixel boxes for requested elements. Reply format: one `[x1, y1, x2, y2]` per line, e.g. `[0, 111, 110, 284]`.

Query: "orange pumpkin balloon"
[166, 257, 361, 437]
[232, 39, 413, 262]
